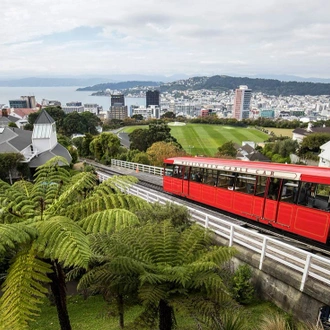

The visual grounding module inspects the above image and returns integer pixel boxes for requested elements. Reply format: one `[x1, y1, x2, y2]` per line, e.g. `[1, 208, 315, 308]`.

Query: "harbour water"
[0, 86, 145, 111]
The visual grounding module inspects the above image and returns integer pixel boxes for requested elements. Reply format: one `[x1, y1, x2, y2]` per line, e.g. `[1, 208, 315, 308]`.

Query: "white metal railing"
[111, 159, 163, 176]
[96, 170, 330, 293]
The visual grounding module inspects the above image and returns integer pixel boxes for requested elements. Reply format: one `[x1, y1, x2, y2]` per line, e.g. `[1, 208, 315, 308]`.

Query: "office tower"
[9, 96, 36, 109]
[233, 85, 252, 120]
[108, 105, 128, 120]
[111, 94, 125, 106]
[146, 90, 160, 108]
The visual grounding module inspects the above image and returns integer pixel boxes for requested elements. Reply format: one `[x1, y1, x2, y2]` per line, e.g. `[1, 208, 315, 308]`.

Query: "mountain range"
[1, 74, 330, 96]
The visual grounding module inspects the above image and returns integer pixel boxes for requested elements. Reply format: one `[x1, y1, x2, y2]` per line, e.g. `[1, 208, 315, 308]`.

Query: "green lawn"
[31, 295, 291, 330]
[169, 124, 268, 156]
[264, 127, 293, 138]
[122, 124, 269, 156]
[31, 295, 206, 330]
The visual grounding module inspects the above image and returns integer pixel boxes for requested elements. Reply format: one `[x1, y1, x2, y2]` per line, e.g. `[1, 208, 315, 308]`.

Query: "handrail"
[111, 159, 164, 176]
[96, 169, 330, 293]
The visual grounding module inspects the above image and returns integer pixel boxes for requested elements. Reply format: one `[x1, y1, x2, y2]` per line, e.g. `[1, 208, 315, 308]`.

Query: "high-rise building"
[146, 90, 160, 108]
[108, 105, 128, 120]
[9, 96, 36, 109]
[111, 94, 125, 106]
[233, 85, 252, 120]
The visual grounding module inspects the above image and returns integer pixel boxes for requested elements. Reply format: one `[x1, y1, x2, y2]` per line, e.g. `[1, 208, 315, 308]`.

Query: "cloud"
[1, 0, 330, 78]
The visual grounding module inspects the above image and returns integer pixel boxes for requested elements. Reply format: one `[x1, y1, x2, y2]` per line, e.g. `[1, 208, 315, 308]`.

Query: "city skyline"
[2, 0, 330, 79]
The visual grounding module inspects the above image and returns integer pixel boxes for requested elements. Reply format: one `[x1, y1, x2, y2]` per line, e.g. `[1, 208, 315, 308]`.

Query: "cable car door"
[262, 178, 280, 223]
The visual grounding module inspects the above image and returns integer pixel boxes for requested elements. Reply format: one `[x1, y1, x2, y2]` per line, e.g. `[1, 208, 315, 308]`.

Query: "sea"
[0, 86, 146, 111]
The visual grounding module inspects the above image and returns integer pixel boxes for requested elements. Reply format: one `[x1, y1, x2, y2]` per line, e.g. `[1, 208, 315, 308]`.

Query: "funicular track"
[88, 160, 330, 259]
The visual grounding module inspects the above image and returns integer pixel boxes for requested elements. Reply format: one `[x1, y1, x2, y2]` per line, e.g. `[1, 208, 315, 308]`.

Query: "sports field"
[169, 124, 268, 156]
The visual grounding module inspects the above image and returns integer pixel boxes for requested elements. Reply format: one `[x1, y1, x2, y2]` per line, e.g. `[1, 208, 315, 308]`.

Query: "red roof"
[11, 108, 38, 119]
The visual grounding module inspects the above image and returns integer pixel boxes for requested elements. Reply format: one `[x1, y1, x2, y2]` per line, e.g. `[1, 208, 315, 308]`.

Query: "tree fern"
[0, 246, 52, 330]
[0, 223, 36, 253]
[85, 221, 237, 329]
[79, 209, 140, 235]
[0, 157, 152, 329]
[35, 216, 91, 268]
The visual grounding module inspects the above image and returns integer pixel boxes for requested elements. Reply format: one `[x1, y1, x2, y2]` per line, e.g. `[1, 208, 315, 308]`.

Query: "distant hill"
[0, 77, 112, 87]
[160, 75, 330, 96]
[76, 81, 161, 91]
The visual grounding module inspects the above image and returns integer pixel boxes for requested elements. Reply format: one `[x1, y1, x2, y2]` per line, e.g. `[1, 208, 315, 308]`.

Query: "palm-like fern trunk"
[117, 294, 124, 329]
[159, 299, 174, 330]
[49, 261, 72, 330]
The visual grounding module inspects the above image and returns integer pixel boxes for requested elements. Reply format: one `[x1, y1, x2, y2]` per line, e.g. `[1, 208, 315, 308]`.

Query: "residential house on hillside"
[0, 110, 71, 175]
[292, 123, 330, 143]
[236, 143, 271, 162]
[318, 141, 330, 168]
[0, 115, 19, 127]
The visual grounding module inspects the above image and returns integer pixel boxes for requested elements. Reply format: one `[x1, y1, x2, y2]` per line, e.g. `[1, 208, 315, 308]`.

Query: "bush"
[231, 264, 255, 305]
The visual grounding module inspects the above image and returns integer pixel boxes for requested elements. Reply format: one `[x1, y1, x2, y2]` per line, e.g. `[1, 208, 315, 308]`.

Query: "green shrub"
[231, 264, 255, 305]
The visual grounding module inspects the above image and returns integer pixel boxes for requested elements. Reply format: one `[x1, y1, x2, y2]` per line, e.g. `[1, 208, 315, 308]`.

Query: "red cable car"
[163, 157, 330, 244]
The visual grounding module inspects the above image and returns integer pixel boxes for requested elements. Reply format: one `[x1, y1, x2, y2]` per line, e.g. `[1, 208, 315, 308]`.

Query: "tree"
[89, 133, 121, 164]
[73, 133, 94, 158]
[0, 156, 147, 330]
[128, 128, 149, 151]
[8, 122, 18, 128]
[0, 153, 25, 183]
[131, 114, 144, 121]
[161, 111, 176, 119]
[80, 111, 101, 135]
[215, 141, 237, 158]
[298, 133, 330, 159]
[62, 112, 85, 136]
[146, 141, 186, 166]
[87, 221, 236, 330]
[129, 123, 180, 152]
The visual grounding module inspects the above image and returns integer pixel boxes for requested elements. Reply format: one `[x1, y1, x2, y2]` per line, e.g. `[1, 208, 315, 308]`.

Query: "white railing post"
[300, 254, 311, 291]
[229, 226, 234, 246]
[205, 215, 209, 228]
[259, 237, 268, 270]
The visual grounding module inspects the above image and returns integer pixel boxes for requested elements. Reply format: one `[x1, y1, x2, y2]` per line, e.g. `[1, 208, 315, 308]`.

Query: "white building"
[0, 110, 71, 171]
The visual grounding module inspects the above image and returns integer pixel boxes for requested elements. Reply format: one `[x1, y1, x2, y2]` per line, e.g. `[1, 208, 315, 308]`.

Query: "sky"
[1, 0, 330, 80]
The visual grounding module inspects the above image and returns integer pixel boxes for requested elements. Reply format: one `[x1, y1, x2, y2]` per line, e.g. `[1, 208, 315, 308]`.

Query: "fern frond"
[36, 216, 91, 268]
[0, 246, 52, 330]
[0, 223, 36, 253]
[65, 194, 149, 221]
[0, 187, 36, 222]
[11, 180, 34, 197]
[34, 156, 69, 173]
[46, 172, 96, 216]
[139, 284, 168, 306]
[79, 209, 140, 234]
[0, 179, 10, 193]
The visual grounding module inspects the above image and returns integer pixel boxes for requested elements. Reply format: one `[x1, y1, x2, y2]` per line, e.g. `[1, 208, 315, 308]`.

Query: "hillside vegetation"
[160, 75, 330, 96]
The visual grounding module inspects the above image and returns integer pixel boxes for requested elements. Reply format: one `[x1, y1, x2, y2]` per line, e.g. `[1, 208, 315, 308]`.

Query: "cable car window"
[190, 167, 203, 182]
[280, 180, 298, 204]
[173, 165, 184, 179]
[255, 176, 267, 197]
[204, 169, 218, 186]
[236, 174, 257, 195]
[297, 181, 314, 206]
[218, 171, 236, 190]
[306, 183, 330, 211]
[267, 178, 280, 200]
[164, 164, 174, 177]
